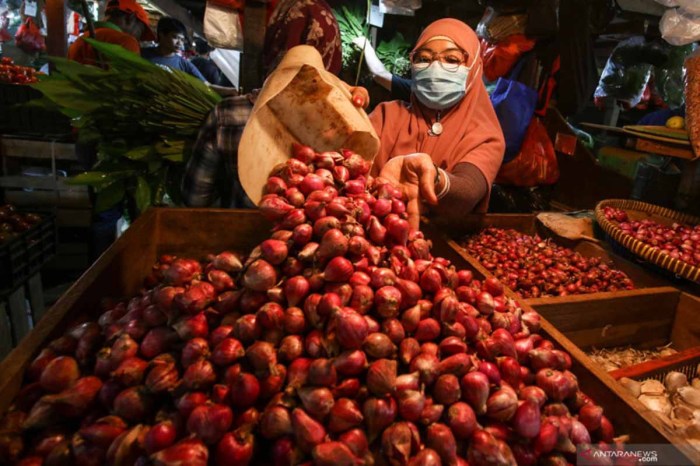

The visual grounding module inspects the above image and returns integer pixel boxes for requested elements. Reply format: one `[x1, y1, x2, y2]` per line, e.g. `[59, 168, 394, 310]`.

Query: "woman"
[370, 18, 505, 229]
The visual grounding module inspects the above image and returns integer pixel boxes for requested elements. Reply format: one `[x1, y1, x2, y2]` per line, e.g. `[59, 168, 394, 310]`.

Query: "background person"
[67, 0, 155, 65]
[142, 17, 206, 81]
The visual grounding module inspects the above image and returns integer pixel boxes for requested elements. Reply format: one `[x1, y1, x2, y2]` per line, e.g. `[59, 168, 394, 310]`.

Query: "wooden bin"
[0, 209, 693, 464]
[436, 213, 670, 305]
[529, 287, 700, 353]
[526, 287, 700, 463]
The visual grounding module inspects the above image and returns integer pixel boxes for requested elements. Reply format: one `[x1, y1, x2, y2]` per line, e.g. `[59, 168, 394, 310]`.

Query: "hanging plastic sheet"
[379, 0, 421, 16]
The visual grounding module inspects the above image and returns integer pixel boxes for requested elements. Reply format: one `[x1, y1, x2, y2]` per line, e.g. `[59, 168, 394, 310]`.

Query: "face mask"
[411, 62, 469, 110]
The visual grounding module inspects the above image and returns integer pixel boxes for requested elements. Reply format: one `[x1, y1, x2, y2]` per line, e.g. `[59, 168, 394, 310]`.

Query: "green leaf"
[94, 181, 126, 212]
[67, 171, 118, 186]
[124, 145, 153, 161]
[135, 176, 152, 213]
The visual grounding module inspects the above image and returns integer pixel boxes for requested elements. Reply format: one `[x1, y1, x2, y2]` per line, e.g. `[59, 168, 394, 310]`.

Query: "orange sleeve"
[67, 29, 140, 65]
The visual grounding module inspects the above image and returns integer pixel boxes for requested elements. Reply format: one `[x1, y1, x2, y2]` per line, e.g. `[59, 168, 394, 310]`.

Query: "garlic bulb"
[692, 378, 700, 390]
[639, 394, 672, 416]
[619, 377, 642, 398]
[664, 371, 689, 394]
[678, 386, 700, 408]
[672, 404, 695, 421]
[641, 379, 666, 396]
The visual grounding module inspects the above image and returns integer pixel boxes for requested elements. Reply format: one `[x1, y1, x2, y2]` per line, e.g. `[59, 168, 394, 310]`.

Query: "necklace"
[428, 111, 443, 136]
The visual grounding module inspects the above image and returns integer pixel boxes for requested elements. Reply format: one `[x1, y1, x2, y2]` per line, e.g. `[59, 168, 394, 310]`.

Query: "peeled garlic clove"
[678, 386, 700, 408]
[672, 404, 695, 422]
[618, 377, 642, 398]
[664, 371, 689, 394]
[659, 348, 677, 358]
[640, 379, 666, 396]
[639, 394, 672, 417]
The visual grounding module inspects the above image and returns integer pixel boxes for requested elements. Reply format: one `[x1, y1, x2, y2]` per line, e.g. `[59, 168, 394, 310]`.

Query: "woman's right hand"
[377, 153, 439, 230]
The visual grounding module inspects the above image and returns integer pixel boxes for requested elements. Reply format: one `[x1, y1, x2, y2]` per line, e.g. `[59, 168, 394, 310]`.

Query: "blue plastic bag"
[490, 58, 538, 163]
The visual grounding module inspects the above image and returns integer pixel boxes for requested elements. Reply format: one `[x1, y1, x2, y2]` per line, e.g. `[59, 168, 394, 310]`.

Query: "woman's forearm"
[433, 162, 488, 217]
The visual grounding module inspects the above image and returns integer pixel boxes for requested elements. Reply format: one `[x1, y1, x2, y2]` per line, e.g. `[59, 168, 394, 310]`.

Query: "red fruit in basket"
[312, 441, 361, 466]
[243, 259, 277, 291]
[164, 258, 201, 285]
[27, 348, 57, 382]
[113, 386, 153, 422]
[187, 403, 233, 444]
[229, 372, 260, 408]
[144, 420, 177, 454]
[578, 403, 603, 432]
[151, 437, 209, 466]
[216, 430, 254, 466]
[145, 361, 180, 393]
[183, 359, 216, 390]
[141, 327, 177, 359]
[292, 408, 326, 454]
[173, 312, 209, 340]
[181, 337, 210, 368]
[175, 282, 216, 314]
[260, 405, 293, 439]
[40, 356, 79, 393]
[111, 357, 148, 386]
[211, 337, 244, 366]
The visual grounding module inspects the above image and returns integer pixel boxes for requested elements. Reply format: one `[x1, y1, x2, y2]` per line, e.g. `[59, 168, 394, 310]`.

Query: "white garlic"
[678, 386, 700, 408]
[619, 377, 642, 398]
[672, 404, 695, 421]
[640, 379, 667, 396]
[664, 371, 689, 394]
[639, 394, 672, 416]
[692, 378, 700, 390]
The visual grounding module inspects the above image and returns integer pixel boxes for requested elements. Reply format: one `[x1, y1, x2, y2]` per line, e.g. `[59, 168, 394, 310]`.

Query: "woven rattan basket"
[594, 199, 700, 283]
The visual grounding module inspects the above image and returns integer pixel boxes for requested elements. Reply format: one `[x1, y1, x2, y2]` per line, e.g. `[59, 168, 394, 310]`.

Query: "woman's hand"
[377, 153, 439, 230]
[341, 82, 370, 109]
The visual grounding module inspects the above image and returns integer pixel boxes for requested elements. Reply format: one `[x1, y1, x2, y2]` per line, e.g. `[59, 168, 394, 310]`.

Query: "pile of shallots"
[0, 145, 622, 466]
[603, 206, 700, 267]
[462, 228, 634, 299]
[619, 368, 700, 450]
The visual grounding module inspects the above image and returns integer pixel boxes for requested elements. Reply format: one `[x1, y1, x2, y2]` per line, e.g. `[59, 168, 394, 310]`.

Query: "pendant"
[430, 121, 443, 136]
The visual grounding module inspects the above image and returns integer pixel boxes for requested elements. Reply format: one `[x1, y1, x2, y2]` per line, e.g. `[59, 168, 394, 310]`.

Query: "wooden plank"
[241, 1, 268, 92]
[26, 274, 45, 323]
[0, 304, 13, 360]
[0, 176, 85, 191]
[635, 138, 698, 161]
[530, 287, 681, 349]
[55, 209, 92, 228]
[6, 287, 30, 345]
[45, 0, 67, 58]
[5, 189, 91, 209]
[670, 292, 700, 350]
[0, 138, 76, 160]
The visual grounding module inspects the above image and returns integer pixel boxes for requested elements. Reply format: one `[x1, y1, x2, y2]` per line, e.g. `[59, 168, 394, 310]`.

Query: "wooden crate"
[0, 209, 692, 463]
[529, 287, 700, 352]
[437, 213, 670, 304]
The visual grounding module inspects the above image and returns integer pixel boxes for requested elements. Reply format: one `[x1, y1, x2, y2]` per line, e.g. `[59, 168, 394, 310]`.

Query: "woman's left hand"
[377, 153, 439, 230]
[342, 82, 370, 109]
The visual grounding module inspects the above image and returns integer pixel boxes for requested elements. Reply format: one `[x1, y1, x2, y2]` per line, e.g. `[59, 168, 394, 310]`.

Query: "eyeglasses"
[410, 49, 468, 72]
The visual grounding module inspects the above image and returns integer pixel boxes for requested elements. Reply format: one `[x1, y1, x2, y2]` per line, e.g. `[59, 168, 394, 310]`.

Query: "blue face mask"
[411, 62, 469, 110]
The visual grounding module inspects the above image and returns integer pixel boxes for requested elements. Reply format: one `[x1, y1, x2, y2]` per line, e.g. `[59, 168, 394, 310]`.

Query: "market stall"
[4, 0, 700, 464]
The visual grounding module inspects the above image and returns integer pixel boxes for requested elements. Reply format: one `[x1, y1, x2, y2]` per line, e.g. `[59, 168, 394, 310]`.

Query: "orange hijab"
[369, 18, 505, 212]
